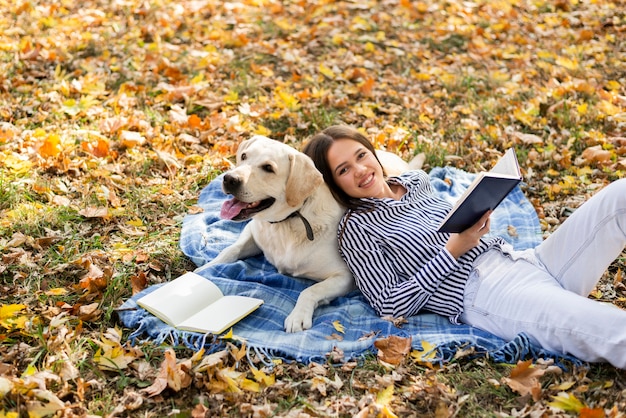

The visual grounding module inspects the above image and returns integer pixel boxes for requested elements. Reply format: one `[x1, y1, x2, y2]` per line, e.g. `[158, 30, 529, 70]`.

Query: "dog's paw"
[284, 310, 313, 333]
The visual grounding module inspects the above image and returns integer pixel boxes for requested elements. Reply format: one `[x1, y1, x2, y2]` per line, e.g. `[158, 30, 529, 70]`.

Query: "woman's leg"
[462, 250, 626, 368]
[534, 178, 626, 296]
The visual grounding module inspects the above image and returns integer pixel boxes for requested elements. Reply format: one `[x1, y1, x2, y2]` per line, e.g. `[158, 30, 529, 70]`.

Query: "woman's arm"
[340, 211, 491, 318]
[339, 224, 461, 318]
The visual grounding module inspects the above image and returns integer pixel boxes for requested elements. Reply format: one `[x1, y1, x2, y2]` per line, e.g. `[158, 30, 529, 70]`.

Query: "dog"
[208, 135, 411, 332]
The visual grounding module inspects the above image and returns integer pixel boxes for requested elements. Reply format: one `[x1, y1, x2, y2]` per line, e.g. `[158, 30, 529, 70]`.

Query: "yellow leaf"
[94, 345, 136, 371]
[537, 50, 555, 61]
[379, 405, 399, 418]
[410, 340, 437, 363]
[93, 330, 141, 371]
[253, 125, 272, 136]
[0, 304, 28, 330]
[224, 90, 239, 103]
[231, 342, 247, 362]
[249, 367, 275, 387]
[217, 367, 243, 393]
[126, 218, 144, 227]
[275, 88, 300, 111]
[220, 328, 234, 339]
[606, 80, 620, 91]
[597, 100, 620, 117]
[240, 378, 260, 392]
[353, 103, 376, 118]
[0, 304, 26, 321]
[548, 392, 585, 413]
[551, 380, 576, 391]
[555, 56, 579, 71]
[44, 288, 68, 296]
[319, 63, 335, 79]
[331, 34, 343, 45]
[377, 384, 394, 406]
[22, 364, 37, 377]
[332, 320, 345, 334]
[2, 154, 34, 174]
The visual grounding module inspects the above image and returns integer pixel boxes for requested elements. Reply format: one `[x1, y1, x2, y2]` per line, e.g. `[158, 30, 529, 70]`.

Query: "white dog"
[208, 135, 410, 332]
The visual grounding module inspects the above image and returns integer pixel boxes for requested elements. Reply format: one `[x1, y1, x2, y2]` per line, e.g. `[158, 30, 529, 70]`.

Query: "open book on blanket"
[438, 148, 522, 233]
[137, 272, 264, 334]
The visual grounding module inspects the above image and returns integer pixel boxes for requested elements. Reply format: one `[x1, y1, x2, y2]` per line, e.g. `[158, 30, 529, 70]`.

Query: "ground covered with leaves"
[1, 0, 625, 416]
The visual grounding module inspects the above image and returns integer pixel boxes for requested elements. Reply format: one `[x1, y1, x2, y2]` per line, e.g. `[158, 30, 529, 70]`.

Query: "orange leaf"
[359, 77, 375, 97]
[81, 138, 110, 158]
[130, 271, 148, 295]
[188, 114, 202, 128]
[374, 335, 412, 366]
[579, 407, 605, 418]
[579, 145, 612, 165]
[39, 134, 61, 158]
[503, 360, 545, 401]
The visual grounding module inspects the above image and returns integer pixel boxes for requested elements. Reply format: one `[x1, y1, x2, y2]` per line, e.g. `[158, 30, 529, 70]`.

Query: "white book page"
[137, 272, 224, 326]
[178, 295, 264, 334]
[489, 148, 520, 177]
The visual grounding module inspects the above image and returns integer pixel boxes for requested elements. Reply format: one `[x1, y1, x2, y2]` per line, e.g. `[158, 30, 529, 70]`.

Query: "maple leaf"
[502, 360, 547, 402]
[93, 328, 142, 372]
[249, 367, 275, 388]
[81, 137, 110, 158]
[38, 134, 61, 158]
[374, 335, 412, 366]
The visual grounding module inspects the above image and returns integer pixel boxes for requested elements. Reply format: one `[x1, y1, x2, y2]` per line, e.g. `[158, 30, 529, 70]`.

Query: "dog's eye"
[240, 153, 247, 161]
[262, 164, 274, 173]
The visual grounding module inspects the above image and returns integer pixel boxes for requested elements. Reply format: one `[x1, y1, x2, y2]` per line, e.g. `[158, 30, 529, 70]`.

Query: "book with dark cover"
[438, 149, 522, 233]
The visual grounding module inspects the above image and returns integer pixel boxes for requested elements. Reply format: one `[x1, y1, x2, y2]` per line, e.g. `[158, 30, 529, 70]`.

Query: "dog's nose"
[223, 173, 241, 193]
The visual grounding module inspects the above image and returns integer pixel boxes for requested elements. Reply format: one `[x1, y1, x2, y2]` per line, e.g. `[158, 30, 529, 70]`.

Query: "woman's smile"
[359, 172, 375, 188]
[327, 138, 401, 200]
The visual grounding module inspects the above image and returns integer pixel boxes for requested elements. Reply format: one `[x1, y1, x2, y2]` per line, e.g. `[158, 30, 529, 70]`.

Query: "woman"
[303, 125, 626, 368]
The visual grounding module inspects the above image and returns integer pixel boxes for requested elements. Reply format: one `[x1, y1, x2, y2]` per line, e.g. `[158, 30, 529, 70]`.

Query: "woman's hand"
[445, 210, 492, 259]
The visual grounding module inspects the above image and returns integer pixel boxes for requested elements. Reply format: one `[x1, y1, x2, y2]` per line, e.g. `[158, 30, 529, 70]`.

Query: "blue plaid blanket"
[118, 167, 579, 367]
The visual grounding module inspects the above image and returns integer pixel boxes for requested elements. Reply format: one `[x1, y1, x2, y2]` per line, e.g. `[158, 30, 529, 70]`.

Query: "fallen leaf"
[502, 360, 546, 401]
[374, 335, 412, 366]
[332, 320, 345, 334]
[547, 392, 586, 413]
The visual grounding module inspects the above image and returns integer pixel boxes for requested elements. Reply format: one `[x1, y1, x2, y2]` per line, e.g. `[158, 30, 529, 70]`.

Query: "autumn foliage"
[1, 0, 625, 416]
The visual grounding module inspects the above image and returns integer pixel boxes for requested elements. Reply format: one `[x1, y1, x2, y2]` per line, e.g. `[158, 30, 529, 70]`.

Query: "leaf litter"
[1, 0, 625, 416]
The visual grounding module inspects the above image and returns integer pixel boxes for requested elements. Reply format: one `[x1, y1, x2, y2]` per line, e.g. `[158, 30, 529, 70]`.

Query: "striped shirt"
[337, 170, 505, 324]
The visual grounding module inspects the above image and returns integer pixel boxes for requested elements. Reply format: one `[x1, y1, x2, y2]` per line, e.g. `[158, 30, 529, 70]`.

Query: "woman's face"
[327, 138, 387, 199]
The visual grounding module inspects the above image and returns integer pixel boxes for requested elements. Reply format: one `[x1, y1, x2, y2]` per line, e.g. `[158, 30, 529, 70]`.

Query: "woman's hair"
[303, 125, 385, 210]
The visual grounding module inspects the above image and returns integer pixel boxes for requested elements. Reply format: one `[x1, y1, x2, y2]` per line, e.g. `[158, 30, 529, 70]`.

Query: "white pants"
[461, 178, 626, 368]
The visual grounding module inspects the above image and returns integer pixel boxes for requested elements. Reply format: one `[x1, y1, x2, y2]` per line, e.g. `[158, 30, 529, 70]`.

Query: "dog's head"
[220, 135, 324, 222]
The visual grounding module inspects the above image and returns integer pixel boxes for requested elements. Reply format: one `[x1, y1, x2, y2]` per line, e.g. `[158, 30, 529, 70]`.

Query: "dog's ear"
[285, 153, 323, 207]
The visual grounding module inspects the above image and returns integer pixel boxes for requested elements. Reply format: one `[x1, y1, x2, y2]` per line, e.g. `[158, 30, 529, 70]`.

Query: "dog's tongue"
[220, 197, 248, 220]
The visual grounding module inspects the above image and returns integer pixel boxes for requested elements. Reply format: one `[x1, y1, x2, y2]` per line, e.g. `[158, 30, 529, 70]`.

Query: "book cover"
[438, 149, 522, 233]
[137, 272, 264, 334]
